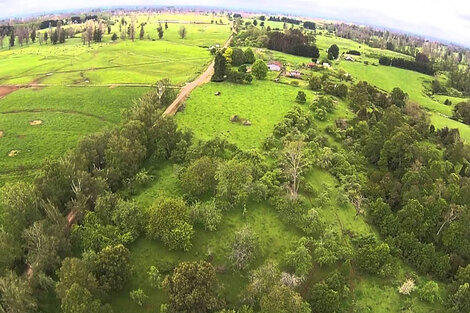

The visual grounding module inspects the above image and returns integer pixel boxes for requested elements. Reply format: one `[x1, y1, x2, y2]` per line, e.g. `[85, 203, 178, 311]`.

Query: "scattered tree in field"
[44, 31, 48, 44]
[130, 289, 148, 306]
[148, 265, 162, 288]
[260, 284, 310, 313]
[283, 141, 309, 198]
[252, 59, 268, 79]
[107, 25, 111, 34]
[212, 52, 227, 82]
[180, 156, 218, 197]
[139, 24, 145, 40]
[9, 29, 15, 48]
[309, 76, 322, 91]
[178, 26, 187, 39]
[165, 21, 168, 29]
[146, 196, 194, 251]
[164, 261, 220, 313]
[230, 226, 259, 270]
[30, 28, 36, 43]
[129, 20, 135, 41]
[284, 238, 312, 276]
[296, 91, 307, 104]
[111, 33, 118, 41]
[390, 87, 408, 107]
[453, 101, 470, 125]
[215, 159, 253, 208]
[190, 200, 222, 231]
[157, 24, 164, 39]
[327, 44, 339, 60]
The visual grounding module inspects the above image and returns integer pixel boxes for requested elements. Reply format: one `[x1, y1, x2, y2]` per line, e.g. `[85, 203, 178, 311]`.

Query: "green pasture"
[0, 86, 145, 184]
[176, 80, 310, 149]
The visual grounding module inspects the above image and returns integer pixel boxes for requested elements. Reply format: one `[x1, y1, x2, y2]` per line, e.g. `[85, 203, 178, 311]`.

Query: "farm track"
[163, 28, 235, 116]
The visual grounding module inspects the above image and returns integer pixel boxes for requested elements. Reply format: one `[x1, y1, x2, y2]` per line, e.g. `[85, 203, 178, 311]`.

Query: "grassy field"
[0, 14, 232, 184]
[0, 86, 146, 183]
[176, 80, 312, 149]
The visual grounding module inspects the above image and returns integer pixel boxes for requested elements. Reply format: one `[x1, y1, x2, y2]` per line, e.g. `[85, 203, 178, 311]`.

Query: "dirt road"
[163, 32, 234, 116]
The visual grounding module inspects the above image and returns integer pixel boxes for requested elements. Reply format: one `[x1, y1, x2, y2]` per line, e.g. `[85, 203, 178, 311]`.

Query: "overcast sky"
[1, 0, 469, 46]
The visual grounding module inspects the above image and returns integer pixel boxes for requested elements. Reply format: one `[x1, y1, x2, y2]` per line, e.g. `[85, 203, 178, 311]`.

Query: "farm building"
[322, 63, 331, 68]
[344, 56, 355, 62]
[268, 61, 282, 71]
[307, 62, 317, 69]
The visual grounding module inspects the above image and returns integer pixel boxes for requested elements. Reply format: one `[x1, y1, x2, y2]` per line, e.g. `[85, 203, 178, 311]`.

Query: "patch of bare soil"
[0, 86, 19, 98]
[0, 131, 3, 138]
[29, 120, 43, 126]
[8, 150, 19, 157]
[109, 84, 117, 89]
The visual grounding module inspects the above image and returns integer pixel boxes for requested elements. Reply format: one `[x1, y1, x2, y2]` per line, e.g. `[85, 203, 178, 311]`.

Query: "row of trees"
[267, 29, 320, 59]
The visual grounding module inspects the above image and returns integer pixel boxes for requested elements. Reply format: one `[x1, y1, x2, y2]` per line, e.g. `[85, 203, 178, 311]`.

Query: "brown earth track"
[163, 28, 235, 116]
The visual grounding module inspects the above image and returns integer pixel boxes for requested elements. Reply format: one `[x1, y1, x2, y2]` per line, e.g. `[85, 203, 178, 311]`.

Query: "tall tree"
[211, 52, 226, 82]
[283, 141, 309, 198]
[178, 26, 187, 39]
[164, 261, 220, 313]
[139, 24, 145, 40]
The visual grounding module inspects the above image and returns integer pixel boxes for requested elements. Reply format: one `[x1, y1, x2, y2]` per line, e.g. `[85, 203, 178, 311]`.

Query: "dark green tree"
[164, 261, 220, 313]
[211, 52, 226, 82]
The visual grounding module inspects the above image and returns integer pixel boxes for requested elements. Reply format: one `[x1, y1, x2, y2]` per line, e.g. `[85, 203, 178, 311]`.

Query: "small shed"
[268, 61, 282, 71]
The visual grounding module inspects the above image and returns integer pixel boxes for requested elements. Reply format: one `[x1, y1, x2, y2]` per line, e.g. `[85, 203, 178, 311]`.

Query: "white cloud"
[1, 0, 469, 46]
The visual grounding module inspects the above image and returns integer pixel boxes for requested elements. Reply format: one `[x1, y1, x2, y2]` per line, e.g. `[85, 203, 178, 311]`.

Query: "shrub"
[190, 200, 222, 231]
[296, 91, 307, 104]
[130, 289, 148, 306]
[230, 226, 259, 270]
[418, 281, 441, 303]
[309, 76, 322, 91]
[252, 59, 268, 79]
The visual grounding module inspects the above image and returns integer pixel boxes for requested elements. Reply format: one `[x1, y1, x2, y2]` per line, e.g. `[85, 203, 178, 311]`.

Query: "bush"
[231, 48, 246, 66]
[190, 200, 222, 231]
[238, 64, 247, 73]
[347, 50, 361, 56]
[252, 59, 268, 79]
[147, 197, 194, 251]
[230, 226, 259, 270]
[244, 48, 256, 64]
[418, 281, 441, 304]
[130, 289, 148, 306]
[296, 91, 307, 104]
[309, 76, 322, 91]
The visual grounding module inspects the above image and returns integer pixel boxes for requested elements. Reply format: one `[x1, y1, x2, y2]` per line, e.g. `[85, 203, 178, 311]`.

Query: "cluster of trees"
[212, 47, 261, 83]
[267, 29, 320, 59]
[0, 79, 190, 312]
[379, 54, 435, 75]
[448, 68, 470, 94]
[268, 16, 302, 25]
[322, 80, 470, 310]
